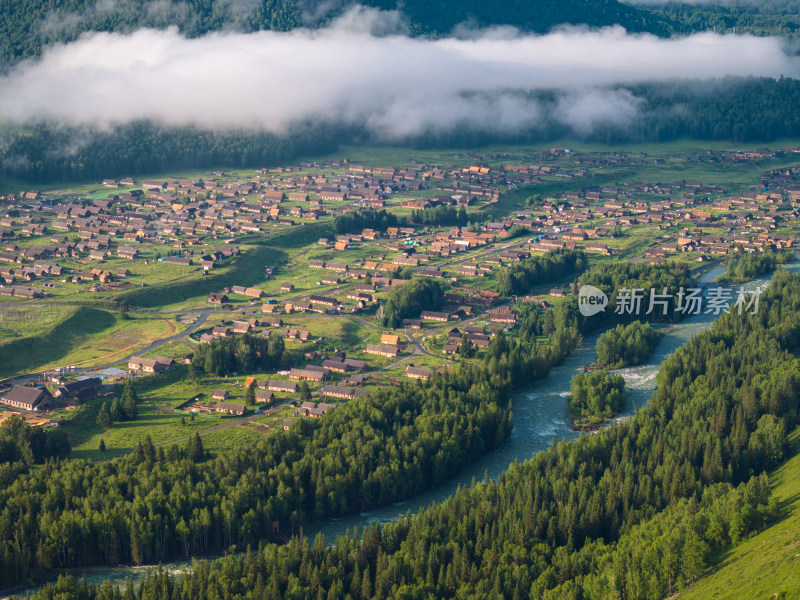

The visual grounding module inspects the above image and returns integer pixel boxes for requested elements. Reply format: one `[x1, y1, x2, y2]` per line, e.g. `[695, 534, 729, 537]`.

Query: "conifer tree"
[110, 398, 124, 423]
[96, 403, 112, 428]
[122, 379, 138, 421]
[246, 381, 256, 405]
[187, 432, 204, 462]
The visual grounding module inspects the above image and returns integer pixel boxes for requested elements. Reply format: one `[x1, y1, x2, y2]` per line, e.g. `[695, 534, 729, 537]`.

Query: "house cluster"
[0, 376, 103, 412]
[128, 355, 176, 373]
[486, 171, 800, 264]
[0, 185, 256, 290]
[195, 315, 314, 344]
[185, 346, 373, 415]
[4, 148, 799, 309]
[441, 325, 493, 354]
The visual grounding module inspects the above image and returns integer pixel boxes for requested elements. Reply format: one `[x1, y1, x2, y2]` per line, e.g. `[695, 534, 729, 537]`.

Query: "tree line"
[0, 0, 667, 69]
[190, 332, 290, 377]
[0, 0, 302, 67]
[381, 278, 444, 328]
[496, 248, 588, 297]
[719, 248, 792, 283]
[333, 209, 400, 235]
[409, 205, 470, 227]
[0, 122, 341, 184]
[97, 380, 139, 429]
[0, 417, 70, 472]
[23, 268, 800, 600]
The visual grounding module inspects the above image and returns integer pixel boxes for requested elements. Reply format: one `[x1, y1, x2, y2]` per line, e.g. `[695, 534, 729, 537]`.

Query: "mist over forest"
[1, 0, 799, 182]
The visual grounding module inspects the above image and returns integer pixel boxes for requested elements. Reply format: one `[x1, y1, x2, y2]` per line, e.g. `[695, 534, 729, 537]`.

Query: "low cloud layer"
[0, 8, 797, 139]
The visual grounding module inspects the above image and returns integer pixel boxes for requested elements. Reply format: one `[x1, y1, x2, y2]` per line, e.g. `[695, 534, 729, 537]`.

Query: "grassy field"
[61, 367, 225, 460]
[677, 428, 800, 600]
[118, 245, 287, 309]
[0, 307, 176, 379]
[0, 303, 79, 344]
[256, 221, 335, 250]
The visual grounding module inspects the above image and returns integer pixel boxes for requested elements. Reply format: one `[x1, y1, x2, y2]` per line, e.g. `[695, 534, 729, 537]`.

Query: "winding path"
[0, 308, 216, 386]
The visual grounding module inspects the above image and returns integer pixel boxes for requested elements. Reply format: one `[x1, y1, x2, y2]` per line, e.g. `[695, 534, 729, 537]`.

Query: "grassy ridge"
[0, 303, 79, 345]
[118, 245, 287, 308]
[0, 306, 115, 378]
[258, 222, 334, 250]
[677, 428, 800, 600]
[0, 307, 174, 379]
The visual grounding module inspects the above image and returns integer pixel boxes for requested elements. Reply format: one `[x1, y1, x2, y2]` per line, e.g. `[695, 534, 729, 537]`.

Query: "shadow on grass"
[257, 222, 334, 250]
[70, 448, 126, 462]
[0, 307, 117, 379]
[338, 319, 362, 347]
[119, 246, 288, 308]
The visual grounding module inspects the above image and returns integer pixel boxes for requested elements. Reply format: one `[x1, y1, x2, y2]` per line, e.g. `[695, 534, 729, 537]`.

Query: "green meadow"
[0, 306, 175, 379]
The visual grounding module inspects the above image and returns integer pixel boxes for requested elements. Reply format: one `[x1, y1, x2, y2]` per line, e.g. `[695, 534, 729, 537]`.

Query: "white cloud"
[0, 8, 796, 139]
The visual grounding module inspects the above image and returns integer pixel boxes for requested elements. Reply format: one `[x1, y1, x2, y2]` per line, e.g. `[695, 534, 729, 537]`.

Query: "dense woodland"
[190, 333, 292, 377]
[0, 122, 341, 184]
[381, 279, 444, 328]
[596, 320, 664, 367]
[0, 416, 70, 466]
[333, 209, 400, 235]
[9, 0, 800, 72]
[496, 249, 588, 297]
[0, 0, 303, 67]
[0, 0, 669, 68]
[0, 368, 511, 586]
[20, 263, 800, 600]
[566, 369, 627, 421]
[2, 0, 797, 71]
[576, 261, 695, 331]
[655, 0, 800, 38]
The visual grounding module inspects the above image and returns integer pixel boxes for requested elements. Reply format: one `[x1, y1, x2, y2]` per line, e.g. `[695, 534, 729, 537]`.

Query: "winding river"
[8, 259, 797, 596]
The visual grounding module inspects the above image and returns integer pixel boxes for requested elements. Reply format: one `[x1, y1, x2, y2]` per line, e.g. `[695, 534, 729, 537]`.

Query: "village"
[1, 141, 800, 458]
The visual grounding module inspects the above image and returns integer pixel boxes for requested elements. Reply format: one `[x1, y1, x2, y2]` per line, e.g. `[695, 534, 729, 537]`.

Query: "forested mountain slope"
[360, 0, 668, 36]
[650, 0, 800, 39]
[675, 430, 800, 600]
[0, 0, 669, 68]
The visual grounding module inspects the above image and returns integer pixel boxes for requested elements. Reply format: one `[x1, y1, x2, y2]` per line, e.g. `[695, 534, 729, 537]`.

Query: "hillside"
[0, 0, 669, 68]
[650, 0, 800, 39]
[360, 0, 669, 35]
[676, 428, 800, 600]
